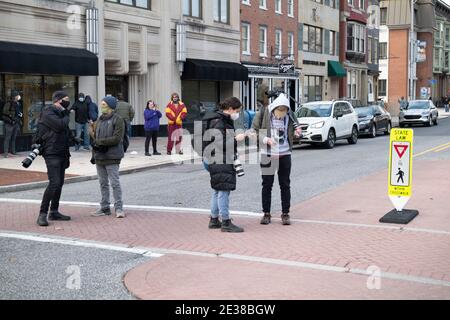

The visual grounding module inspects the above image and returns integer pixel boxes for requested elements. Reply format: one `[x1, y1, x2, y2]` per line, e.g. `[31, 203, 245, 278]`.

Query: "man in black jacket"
[70, 92, 90, 151]
[35, 91, 72, 227]
[2, 91, 23, 157]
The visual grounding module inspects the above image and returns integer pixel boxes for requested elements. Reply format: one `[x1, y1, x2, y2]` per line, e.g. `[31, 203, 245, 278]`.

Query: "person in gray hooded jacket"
[252, 93, 301, 226]
[89, 96, 126, 218]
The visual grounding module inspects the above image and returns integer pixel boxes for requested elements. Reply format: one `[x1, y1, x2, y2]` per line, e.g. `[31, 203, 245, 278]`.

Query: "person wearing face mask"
[144, 100, 162, 156]
[252, 93, 301, 226]
[35, 91, 73, 226]
[89, 96, 126, 219]
[165, 93, 187, 155]
[70, 93, 90, 151]
[2, 90, 23, 157]
[203, 97, 246, 233]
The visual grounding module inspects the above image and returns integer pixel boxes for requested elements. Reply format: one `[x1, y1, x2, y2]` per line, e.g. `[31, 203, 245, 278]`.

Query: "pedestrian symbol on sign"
[396, 168, 405, 184]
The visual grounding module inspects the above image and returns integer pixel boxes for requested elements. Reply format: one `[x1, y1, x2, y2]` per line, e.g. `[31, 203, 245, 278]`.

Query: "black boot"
[49, 211, 71, 221]
[221, 219, 244, 233]
[37, 213, 48, 227]
[208, 217, 222, 229]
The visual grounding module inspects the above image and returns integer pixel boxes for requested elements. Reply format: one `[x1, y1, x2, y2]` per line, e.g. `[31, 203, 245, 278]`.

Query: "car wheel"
[384, 122, 392, 135]
[324, 129, 336, 149]
[347, 126, 358, 145]
[433, 116, 438, 125]
[369, 123, 377, 138]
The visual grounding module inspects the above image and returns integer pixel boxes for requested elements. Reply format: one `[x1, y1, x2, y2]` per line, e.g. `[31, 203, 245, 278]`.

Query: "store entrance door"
[105, 76, 128, 100]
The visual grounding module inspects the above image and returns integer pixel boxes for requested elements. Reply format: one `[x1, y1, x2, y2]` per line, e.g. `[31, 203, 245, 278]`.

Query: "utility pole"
[410, 0, 415, 101]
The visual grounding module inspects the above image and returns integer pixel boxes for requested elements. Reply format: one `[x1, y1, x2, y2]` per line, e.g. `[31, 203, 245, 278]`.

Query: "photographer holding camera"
[204, 97, 246, 233]
[2, 91, 23, 158]
[252, 93, 301, 226]
[35, 91, 72, 227]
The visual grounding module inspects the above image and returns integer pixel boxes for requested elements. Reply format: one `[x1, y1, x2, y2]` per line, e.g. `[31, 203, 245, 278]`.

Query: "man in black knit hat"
[34, 90, 73, 226]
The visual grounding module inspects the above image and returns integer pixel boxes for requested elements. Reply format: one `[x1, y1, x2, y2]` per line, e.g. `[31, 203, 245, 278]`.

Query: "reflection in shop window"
[44, 76, 77, 131]
[5, 74, 42, 135]
[255, 78, 270, 107]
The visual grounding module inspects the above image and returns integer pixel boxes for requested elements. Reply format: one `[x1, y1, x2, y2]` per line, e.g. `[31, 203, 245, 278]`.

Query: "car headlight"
[310, 121, 325, 129]
[422, 111, 429, 116]
[359, 119, 370, 124]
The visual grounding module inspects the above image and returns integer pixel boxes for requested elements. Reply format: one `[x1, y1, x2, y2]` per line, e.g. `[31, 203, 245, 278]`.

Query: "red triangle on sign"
[394, 144, 408, 158]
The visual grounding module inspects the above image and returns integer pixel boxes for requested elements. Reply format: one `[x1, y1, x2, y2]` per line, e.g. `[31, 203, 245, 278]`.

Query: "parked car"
[295, 100, 359, 149]
[355, 105, 392, 138]
[399, 100, 439, 127]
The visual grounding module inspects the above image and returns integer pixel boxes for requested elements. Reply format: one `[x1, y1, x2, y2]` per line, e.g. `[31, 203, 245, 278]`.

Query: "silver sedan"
[399, 100, 439, 127]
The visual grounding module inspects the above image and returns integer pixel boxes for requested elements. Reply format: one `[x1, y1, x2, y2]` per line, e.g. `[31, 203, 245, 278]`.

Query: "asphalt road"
[0, 237, 150, 300]
[4, 117, 450, 213]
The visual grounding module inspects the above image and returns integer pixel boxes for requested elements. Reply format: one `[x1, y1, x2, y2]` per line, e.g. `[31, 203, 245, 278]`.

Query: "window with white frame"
[183, 0, 201, 18]
[288, 0, 294, 17]
[347, 23, 365, 53]
[259, 26, 268, 57]
[347, 70, 358, 99]
[241, 23, 251, 55]
[303, 24, 322, 53]
[275, 30, 282, 57]
[259, 0, 267, 9]
[214, 0, 229, 24]
[359, 0, 365, 11]
[242, 0, 250, 5]
[348, 0, 354, 6]
[275, 0, 282, 13]
[328, 30, 336, 55]
[288, 32, 294, 59]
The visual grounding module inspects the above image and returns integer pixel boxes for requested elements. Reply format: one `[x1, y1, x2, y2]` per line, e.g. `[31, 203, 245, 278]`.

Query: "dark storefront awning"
[0, 41, 98, 76]
[181, 59, 248, 81]
[328, 60, 346, 78]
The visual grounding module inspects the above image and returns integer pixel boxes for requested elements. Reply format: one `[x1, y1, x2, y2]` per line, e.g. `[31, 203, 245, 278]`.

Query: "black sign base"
[379, 209, 419, 224]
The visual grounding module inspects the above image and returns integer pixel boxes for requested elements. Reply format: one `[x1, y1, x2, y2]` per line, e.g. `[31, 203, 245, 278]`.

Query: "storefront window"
[44, 76, 77, 130]
[181, 80, 219, 123]
[255, 78, 270, 108]
[4, 74, 42, 134]
[1, 74, 77, 135]
[303, 76, 323, 102]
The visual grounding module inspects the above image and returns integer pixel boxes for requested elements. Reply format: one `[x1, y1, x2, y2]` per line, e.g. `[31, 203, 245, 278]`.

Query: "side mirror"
[335, 111, 344, 119]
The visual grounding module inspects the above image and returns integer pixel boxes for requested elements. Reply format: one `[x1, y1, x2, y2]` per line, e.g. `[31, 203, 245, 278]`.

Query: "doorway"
[105, 76, 128, 100]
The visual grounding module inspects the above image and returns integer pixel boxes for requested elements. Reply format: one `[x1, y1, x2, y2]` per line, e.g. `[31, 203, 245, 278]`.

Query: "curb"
[0, 146, 257, 194]
[0, 158, 188, 194]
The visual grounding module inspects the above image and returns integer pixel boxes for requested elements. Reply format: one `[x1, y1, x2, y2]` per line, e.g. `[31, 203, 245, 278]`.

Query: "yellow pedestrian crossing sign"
[388, 128, 414, 211]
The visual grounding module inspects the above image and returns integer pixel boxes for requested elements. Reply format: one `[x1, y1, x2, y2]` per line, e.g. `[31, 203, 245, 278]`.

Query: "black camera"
[234, 159, 245, 177]
[265, 89, 284, 99]
[22, 144, 42, 168]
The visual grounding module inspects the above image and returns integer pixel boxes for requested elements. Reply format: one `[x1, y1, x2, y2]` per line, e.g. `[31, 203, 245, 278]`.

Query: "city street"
[0, 117, 449, 299]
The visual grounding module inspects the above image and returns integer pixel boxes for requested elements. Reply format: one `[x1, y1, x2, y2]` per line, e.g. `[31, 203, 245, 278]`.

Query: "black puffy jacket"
[206, 111, 238, 191]
[34, 105, 71, 159]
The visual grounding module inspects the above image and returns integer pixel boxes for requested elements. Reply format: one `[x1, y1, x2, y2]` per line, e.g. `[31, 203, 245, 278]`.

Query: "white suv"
[295, 101, 359, 149]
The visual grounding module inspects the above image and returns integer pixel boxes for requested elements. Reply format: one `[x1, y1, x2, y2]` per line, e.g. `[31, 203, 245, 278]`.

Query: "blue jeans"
[75, 122, 90, 149]
[211, 189, 230, 221]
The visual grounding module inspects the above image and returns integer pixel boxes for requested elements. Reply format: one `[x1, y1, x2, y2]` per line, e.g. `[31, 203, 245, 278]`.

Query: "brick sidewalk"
[1, 159, 449, 299]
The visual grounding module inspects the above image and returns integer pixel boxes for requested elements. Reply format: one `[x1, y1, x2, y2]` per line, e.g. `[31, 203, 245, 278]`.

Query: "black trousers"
[145, 130, 159, 153]
[260, 154, 292, 214]
[4, 122, 20, 154]
[40, 156, 68, 214]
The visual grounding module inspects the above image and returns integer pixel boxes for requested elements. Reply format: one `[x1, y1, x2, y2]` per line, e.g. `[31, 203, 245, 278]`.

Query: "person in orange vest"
[165, 92, 187, 155]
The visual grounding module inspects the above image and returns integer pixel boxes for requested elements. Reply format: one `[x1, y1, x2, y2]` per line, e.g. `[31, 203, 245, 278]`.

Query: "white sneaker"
[116, 209, 125, 218]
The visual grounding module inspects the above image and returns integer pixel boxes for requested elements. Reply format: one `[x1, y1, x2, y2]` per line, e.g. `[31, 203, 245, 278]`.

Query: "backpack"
[191, 117, 212, 158]
[113, 115, 129, 153]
